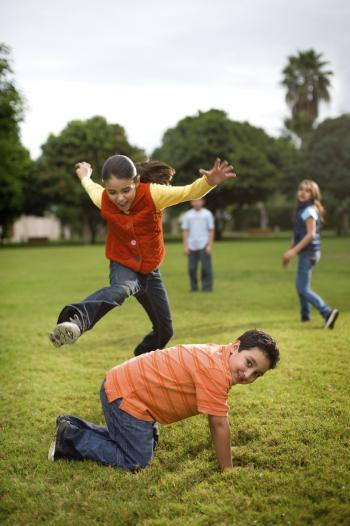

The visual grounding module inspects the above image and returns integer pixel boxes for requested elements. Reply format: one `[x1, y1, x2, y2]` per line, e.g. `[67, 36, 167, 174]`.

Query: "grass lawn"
[0, 238, 349, 526]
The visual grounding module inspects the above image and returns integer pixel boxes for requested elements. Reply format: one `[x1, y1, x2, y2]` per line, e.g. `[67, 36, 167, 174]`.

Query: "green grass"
[0, 238, 349, 526]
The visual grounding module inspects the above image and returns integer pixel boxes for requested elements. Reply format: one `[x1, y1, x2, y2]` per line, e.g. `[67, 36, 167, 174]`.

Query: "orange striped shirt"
[104, 344, 233, 424]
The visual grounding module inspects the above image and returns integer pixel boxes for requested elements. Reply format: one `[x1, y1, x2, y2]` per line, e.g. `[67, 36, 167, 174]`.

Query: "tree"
[281, 49, 333, 142]
[153, 109, 293, 236]
[302, 114, 350, 235]
[33, 116, 144, 242]
[0, 43, 32, 239]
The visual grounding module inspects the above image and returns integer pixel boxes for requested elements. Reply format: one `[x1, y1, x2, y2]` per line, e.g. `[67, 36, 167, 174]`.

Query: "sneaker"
[49, 321, 81, 348]
[56, 415, 72, 427]
[153, 422, 160, 451]
[48, 420, 69, 461]
[325, 309, 339, 329]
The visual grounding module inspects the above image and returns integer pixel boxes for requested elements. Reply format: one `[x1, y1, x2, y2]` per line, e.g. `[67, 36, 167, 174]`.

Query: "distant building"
[11, 215, 70, 243]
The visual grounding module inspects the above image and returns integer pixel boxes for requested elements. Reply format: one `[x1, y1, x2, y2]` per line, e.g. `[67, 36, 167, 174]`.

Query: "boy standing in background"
[181, 199, 215, 292]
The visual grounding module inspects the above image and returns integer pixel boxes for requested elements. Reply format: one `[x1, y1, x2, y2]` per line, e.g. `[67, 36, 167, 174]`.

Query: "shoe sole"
[325, 310, 339, 329]
[49, 332, 62, 348]
[49, 324, 80, 348]
[48, 438, 56, 461]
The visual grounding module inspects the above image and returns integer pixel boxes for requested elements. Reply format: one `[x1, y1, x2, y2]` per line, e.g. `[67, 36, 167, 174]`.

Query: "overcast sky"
[1, 0, 349, 160]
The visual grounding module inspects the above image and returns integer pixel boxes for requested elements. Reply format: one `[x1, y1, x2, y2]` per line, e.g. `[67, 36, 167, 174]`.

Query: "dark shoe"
[48, 420, 70, 461]
[153, 422, 160, 451]
[325, 309, 339, 329]
[56, 415, 73, 427]
[301, 318, 310, 323]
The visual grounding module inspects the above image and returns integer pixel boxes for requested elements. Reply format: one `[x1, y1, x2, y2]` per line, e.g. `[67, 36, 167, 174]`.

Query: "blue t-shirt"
[181, 208, 214, 250]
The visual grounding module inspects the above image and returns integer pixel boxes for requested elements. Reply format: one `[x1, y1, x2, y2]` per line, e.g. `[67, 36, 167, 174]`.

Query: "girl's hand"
[282, 249, 295, 267]
[75, 161, 93, 181]
[199, 158, 236, 186]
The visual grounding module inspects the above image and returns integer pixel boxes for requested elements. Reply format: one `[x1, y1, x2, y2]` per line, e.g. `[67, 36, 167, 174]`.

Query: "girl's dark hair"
[136, 160, 175, 185]
[237, 328, 280, 369]
[102, 155, 137, 181]
[102, 155, 175, 186]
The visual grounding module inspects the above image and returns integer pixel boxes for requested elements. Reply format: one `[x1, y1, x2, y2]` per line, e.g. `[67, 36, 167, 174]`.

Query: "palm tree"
[281, 49, 333, 142]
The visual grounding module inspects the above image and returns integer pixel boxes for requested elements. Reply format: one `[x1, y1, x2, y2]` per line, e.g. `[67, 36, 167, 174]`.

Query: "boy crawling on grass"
[48, 329, 279, 471]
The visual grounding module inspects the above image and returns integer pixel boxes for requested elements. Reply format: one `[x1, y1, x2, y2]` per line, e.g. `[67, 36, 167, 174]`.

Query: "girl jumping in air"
[282, 179, 339, 328]
[49, 155, 236, 354]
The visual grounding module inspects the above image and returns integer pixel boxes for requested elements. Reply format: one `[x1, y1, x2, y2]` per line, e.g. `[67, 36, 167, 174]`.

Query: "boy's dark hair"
[102, 155, 175, 186]
[237, 328, 280, 369]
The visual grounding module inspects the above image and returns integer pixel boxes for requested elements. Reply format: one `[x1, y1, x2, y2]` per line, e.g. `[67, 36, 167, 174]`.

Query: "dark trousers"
[57, 261, 173, 355]
[57, 382, 157, 470]
[188, 249, 213, 291]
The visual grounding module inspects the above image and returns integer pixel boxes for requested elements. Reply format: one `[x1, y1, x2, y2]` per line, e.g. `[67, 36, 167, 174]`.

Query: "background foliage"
[0, 43, 32, 238]
[1, 44, 349, 237]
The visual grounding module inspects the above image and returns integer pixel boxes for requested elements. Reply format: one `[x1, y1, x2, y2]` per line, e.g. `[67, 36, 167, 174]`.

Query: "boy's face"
[229, 342, 271, 385]
[191, 199, 204, 210]
[105, 175, 140, 212]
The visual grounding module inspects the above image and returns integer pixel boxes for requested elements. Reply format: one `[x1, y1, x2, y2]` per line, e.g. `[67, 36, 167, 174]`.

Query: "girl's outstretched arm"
[75, 161, 93, 181]
[75, 162, 103, 209]
[151, 158, 236, 211]
[199, 158, 236, 186]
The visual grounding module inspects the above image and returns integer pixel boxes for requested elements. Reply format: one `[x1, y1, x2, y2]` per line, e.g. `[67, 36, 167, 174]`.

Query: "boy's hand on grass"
[75, 161, 93, 181]
[199, 158, 236, 186]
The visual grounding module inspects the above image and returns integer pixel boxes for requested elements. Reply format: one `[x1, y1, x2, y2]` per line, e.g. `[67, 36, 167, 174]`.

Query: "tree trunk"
[337, 198, 350, 235]
[214, 209, 226, 240]
[257, 202, 269, 229]
[87, 219, 97, 244]
[340, 210, 349, 235]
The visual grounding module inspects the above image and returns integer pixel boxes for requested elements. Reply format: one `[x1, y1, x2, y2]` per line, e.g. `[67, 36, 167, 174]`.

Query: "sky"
[1, 0, 349, 160]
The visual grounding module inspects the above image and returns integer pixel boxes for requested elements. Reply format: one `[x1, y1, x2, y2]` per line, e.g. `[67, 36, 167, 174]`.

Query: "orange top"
[104, 343, 234, 424]
[101, 183, 164, 274]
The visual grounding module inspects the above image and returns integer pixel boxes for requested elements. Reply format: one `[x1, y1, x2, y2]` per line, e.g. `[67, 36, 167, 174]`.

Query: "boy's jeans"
[57, 381, 157, 470]
[188, 249, 213, 291]
[296, 251, 331, 321]
[57, 261, 173, 355]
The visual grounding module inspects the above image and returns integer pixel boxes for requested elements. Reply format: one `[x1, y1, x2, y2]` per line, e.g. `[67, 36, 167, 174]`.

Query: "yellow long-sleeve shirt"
[81, 176, 215, 212]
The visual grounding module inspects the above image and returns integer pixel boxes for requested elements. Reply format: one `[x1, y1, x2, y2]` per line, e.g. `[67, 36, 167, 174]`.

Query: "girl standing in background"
[282, 179, 339, 328]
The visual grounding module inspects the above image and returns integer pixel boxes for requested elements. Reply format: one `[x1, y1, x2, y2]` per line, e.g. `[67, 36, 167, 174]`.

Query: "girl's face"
[297, 182, 313, 203]
[105, 175, 140, 212]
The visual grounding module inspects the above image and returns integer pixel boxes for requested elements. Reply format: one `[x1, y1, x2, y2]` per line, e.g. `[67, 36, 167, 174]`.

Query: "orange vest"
[101, 183, 164, 274]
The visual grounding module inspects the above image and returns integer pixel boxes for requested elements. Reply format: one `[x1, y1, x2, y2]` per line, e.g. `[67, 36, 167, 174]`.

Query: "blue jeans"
[57, 261, 173, 355]
[188, 249, 213, 291]
[56, 382, 157, 470]
[296, 251, 331, 321]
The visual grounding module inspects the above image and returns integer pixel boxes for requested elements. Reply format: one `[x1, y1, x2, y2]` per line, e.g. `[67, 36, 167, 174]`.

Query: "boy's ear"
[232, 340, 240, 353]
[135, 175, 141, 186]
